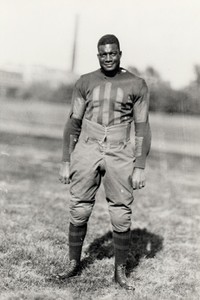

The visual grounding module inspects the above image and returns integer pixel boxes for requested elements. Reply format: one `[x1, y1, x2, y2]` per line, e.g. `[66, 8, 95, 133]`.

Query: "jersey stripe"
[102, 82, 112, 125]
[114, 87, 124, 124]
[97, 86, 104, 124]
[91, 85, 100, 123]
[108, 92, 115, 125]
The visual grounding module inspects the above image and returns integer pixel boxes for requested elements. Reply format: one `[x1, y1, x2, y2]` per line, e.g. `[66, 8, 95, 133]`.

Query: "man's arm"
[132, 79, 151, 189]
[61, 117, 82, 162]
[59, 79, 86, 184]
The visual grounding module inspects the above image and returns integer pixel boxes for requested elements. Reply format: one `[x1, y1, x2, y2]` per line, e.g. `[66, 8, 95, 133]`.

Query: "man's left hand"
[132, 167, 145, 190]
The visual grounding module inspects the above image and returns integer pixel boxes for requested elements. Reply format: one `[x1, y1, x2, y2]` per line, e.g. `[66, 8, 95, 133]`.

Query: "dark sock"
[113, 230, 130, 266]
[69, 223, 87, 262]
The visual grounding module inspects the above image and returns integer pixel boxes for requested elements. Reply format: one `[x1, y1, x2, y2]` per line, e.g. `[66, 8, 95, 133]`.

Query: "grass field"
[0, 98, 200, 299]
[0, 129, 200, 300]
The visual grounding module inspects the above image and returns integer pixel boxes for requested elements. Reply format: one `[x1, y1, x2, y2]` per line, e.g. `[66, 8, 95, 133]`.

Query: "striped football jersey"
[70, 68, 149, 127]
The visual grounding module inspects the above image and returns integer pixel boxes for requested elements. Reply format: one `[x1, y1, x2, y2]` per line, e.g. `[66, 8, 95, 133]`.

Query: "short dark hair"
[97, 34, 120, 50]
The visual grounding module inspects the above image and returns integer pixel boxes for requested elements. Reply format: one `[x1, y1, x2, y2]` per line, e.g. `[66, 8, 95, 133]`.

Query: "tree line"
[128, 65, 200, 115]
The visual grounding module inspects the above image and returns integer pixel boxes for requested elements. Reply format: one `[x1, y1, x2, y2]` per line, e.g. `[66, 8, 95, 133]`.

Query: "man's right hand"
[59, 161, 70, 184]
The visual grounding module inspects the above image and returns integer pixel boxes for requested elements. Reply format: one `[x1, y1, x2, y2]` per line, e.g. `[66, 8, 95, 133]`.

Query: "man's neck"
[101, 67, 121, 77]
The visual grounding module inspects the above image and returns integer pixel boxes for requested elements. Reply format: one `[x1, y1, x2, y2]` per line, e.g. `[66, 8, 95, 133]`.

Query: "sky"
[0, 0, 199, 88]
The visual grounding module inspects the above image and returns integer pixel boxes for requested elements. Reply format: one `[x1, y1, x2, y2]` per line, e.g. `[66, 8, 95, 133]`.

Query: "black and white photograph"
[0, 0, 200, 299]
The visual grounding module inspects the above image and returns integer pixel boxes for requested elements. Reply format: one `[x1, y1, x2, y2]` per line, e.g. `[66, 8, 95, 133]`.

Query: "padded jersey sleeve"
[62, 77, 87, 162]
[133, 79, 151, 169]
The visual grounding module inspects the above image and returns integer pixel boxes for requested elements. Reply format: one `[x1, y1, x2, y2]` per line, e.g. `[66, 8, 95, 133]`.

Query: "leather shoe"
[114, 264, 135, 290]
[55, 259, 80, 281]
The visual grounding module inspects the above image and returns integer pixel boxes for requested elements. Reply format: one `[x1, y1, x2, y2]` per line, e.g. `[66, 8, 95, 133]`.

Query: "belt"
[81, 119, 131, 144]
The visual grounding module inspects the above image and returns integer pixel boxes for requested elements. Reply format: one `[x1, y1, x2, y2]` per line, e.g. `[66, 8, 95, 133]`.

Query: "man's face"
[97, 43, 122, 72]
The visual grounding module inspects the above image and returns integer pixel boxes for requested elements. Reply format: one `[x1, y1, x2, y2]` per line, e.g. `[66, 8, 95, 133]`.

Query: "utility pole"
[71, 14, 79, 73]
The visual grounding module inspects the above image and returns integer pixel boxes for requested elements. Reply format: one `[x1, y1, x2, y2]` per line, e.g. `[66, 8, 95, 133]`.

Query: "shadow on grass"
[82, 228, 163, 275]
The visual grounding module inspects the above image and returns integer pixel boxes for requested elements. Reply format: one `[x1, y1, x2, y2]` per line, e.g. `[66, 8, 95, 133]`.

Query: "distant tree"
[144, 66, 162, 88]
[182, 65, 200, 114]
[149, 82, 190, 114]
[127, 66, 141, 76]
[127, 65, 200, 115]
[145, 66, 161, 80]
[194, 65, 200, 85]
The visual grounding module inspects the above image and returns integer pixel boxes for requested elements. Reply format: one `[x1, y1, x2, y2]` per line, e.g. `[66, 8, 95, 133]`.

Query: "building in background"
[0, 69, 24, 97]
[0, 64, 78, 99]
[25, 65, 77, 88]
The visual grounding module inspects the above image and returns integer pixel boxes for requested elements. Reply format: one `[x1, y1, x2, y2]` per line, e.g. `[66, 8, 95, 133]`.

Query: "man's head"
[97, 34, 122, 73]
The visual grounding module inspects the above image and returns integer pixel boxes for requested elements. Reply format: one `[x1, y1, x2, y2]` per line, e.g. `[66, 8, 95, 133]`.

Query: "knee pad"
[110, 210, 131, 232]
[70, 201, 93, 226]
